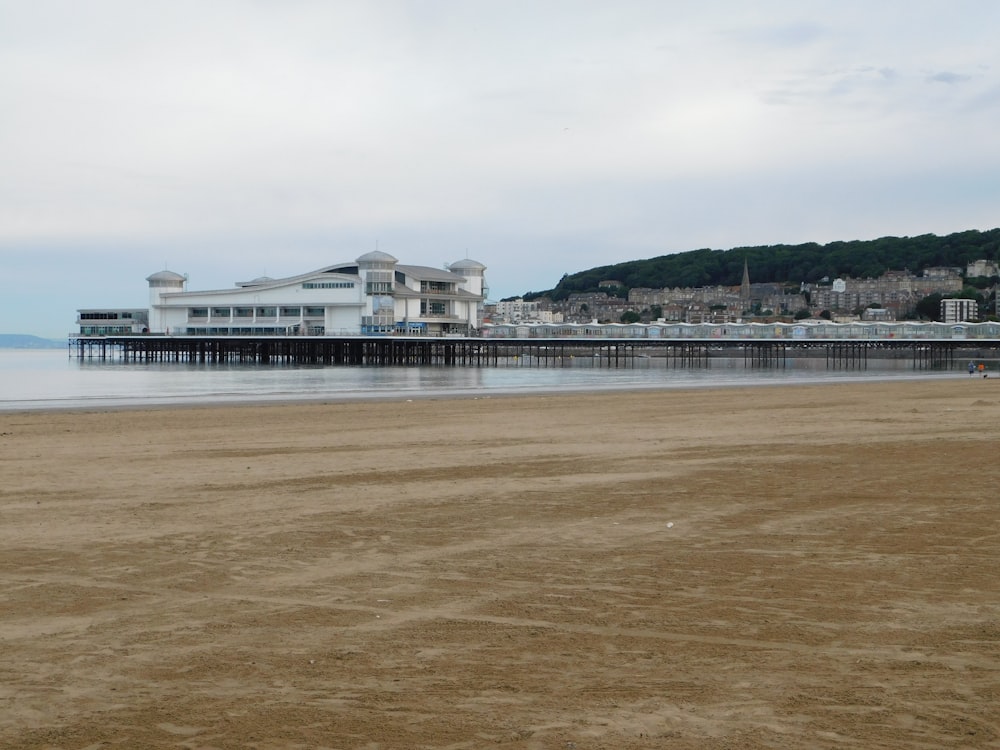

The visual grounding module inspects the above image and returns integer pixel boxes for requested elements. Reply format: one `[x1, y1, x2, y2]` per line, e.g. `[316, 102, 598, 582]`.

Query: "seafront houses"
[77, 252, 487, 337]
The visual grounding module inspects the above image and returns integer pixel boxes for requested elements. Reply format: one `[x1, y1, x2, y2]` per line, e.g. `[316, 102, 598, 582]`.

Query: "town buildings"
[807, 269, 964, 319]
[490, 262, 991, 327]
[492, 298, 562, 324]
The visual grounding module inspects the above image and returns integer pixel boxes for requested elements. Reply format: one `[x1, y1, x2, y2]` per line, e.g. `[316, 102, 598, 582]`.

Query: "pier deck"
[68, 335, 1000, 369]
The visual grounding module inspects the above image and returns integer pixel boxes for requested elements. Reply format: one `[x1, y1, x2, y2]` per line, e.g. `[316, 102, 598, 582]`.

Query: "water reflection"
[0, 349, 968, 411]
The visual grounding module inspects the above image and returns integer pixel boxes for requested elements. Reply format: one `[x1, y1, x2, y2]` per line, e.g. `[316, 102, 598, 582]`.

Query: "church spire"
[741, 258, 751, 301]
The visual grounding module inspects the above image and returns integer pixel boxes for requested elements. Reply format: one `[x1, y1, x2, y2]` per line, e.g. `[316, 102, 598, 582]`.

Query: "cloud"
[926, 71, 972, 84]
[725, 20, 829, 48]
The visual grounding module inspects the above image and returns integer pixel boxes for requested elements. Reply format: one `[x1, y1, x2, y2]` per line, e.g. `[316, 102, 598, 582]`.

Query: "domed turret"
[448, 258, 486, 273]
[146, 270, 187, 287]
[147, 270, 186, 332]
[357, 251, 397, 298]
[356, 250, 398, 265]
[449, 258, 486, 297]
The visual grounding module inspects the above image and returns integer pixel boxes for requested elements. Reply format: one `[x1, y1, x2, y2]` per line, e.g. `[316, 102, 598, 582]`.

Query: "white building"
[967, 259, 1000, 278]
[493, 297, 560, 323]
[940, 297, 978, 323]
[76, 308, 150, 335]
[79, 252, 487, 336]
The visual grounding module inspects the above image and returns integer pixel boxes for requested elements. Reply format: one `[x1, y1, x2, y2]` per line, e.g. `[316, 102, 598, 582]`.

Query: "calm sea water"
[0, 348, 962, 412]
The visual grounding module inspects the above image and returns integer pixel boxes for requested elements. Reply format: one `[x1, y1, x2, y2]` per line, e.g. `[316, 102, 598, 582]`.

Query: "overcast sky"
[3, 1, 999, 337]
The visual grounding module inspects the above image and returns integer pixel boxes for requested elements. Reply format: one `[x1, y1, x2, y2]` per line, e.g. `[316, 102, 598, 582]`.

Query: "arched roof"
[356, 250, 398, 264]
[449, 259, 486, 272]
[146, 270, 186, 283]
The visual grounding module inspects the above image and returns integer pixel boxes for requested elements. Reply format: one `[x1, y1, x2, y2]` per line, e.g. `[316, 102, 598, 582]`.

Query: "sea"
[0, 347, 965, 412]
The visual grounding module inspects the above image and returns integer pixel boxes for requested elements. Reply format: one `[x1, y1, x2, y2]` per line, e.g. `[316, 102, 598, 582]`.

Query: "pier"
[68, 334, 990, 370]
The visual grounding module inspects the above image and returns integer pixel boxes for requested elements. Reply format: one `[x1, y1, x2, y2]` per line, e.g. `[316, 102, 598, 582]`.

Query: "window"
[365, 281, 394, 294]
[190, 308, 208, 318]
[421, 301, 447, 316]
[233, 307, 253, 318]
[421, 281, 453, 294]
[212, 308, 231, 317]
[304, 307, 325, 317]
[302, 281, 354, 289]
[280, 307, 301, 317]
[81, 312, 119, 320]
[257, 307, 277, 317]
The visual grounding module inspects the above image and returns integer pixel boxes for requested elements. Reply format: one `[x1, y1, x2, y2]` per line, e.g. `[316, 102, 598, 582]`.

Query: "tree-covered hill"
[524, 229, 1000, 301]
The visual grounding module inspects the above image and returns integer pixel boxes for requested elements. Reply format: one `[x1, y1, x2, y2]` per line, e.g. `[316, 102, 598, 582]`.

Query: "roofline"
[159, 266, 362, 298]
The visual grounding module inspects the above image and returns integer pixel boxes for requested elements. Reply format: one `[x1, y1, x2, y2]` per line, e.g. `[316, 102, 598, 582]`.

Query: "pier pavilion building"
[78, 253, 487, 336]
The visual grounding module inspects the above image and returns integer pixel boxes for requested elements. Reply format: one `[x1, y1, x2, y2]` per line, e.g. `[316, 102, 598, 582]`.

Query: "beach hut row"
[481, 321, 1000, 340]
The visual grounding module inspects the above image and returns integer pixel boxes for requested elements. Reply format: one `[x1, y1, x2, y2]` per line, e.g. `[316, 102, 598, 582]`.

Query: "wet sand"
[1, 380, 999, 749]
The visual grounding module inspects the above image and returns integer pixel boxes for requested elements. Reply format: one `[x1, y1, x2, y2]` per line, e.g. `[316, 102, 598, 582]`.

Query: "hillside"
[0, 334, 64, 349]
[524, 229, 1000, 300]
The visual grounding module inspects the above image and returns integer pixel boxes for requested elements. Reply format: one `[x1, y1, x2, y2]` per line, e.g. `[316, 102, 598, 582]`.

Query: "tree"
[915, 293, 944, 321]
[966, 276, 994, 290]
[532, 228, 1000, 299]
[620, 311, 640, 323]
[794, 309, 811, 320]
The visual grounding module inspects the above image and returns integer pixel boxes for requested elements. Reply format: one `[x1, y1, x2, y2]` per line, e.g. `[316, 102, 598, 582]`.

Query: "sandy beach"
[1, 380, 999, 749]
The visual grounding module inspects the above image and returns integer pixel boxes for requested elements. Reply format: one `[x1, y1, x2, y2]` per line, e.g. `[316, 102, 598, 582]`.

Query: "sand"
[1, 380, 999, 749]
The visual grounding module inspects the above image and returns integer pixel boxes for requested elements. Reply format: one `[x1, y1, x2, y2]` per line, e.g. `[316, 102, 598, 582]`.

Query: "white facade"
[940, 298, 978, 323]
[967, 259, 999, 278]
[494, 297, 540, 322]
[79, 253, 487, 336]
[493, 297, 562, 323]
[76, 309, 150, 335]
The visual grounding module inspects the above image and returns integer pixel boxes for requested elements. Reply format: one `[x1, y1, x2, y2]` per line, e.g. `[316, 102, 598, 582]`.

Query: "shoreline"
[0, 367, 965, 415]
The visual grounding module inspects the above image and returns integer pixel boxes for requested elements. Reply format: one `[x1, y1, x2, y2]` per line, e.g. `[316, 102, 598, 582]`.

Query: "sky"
[2, 1, 999, 337]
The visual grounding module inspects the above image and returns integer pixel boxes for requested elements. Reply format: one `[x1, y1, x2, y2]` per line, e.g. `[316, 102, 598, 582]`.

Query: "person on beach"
[969, 361, 976, 376]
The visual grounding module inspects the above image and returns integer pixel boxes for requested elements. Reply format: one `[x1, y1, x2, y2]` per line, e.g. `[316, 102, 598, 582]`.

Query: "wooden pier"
[69, 335, 715, 368]
[67, 334, 988, 370]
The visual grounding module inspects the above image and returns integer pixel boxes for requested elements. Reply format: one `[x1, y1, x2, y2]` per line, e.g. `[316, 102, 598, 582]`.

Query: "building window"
[212, 308, 231, 317]
[80, 312, 120, 320]
[421, 300, 447, 316]
[365, 280, 394, 294]
[257, 307, 277, 318]
[280, 307, 301, 317]
[304, 307, 325, 317]
[234, 307, 253, 318]
[421, 281, 453, 295]
[190, 308, 208, 318]
[302, 281, 354, 289]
